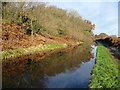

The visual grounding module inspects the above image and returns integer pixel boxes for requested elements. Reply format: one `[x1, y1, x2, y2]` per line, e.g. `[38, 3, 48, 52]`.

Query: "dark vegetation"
[95, 34, 120, 60]
[2, 2, 95, 51]
[96, 35, 120, 48]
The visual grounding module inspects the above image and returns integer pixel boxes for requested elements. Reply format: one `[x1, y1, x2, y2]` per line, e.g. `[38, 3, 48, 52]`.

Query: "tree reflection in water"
[2, 43, 97, 88]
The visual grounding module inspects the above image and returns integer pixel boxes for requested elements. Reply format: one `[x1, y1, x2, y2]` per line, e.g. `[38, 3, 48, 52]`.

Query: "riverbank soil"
[2, 23, 76, 51]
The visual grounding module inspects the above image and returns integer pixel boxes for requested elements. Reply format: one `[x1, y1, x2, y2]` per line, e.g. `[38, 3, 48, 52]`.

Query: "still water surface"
[3, 44, 97, 88]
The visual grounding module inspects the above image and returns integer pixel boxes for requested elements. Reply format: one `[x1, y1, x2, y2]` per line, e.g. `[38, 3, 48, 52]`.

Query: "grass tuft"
[1, 44, 67, 61]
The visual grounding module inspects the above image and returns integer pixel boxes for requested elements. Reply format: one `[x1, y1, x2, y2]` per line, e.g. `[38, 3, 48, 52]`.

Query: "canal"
[2, 44, 97, 88]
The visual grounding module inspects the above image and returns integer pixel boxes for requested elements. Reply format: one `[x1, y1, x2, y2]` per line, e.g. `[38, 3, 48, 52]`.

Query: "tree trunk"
[31, 19, 33, 41]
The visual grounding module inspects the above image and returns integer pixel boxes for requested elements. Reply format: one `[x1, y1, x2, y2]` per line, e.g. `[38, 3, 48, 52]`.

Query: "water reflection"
[2, 44, 97, 88]
[46, 58, 95, 88]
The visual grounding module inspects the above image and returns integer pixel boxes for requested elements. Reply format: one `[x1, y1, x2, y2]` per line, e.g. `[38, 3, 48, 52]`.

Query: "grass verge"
[1, 44, 67, 61]
[89, 45, 120, 88]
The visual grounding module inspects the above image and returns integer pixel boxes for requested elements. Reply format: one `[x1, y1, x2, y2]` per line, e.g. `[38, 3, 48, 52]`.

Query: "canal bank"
[89, 45, 119, 88]
[1, 44, 67, 61]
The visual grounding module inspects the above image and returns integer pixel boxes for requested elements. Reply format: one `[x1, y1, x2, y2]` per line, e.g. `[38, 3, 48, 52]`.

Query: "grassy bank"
[1, 44, 67, 61]
[89, 45, 120, 88]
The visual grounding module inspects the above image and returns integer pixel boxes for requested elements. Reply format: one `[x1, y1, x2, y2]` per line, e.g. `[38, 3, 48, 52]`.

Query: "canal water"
[2, 44, 97, 88]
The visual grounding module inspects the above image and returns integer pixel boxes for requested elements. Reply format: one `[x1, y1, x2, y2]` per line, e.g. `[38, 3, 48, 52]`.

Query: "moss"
[89, 45, 120, 88]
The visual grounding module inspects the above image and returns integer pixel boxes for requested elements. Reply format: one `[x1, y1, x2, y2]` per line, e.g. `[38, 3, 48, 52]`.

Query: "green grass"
[1, 44, 67, 61]
[89, 45, 120, 88]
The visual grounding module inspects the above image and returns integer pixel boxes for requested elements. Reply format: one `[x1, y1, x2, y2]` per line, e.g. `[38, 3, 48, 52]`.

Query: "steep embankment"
[2, 23, 74, 51]
[1, 2, 95, 60]
[1, 23, 71, 60]
[2, 2, 95, 44]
